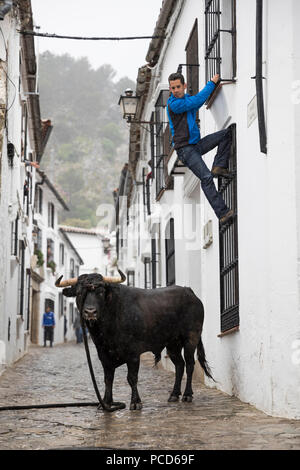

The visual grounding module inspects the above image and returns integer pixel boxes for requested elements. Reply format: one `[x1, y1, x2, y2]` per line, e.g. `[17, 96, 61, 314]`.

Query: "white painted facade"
[118, 0, 300, 418]
[0, 3, 83, 372]
[31, 174, 83, 347]
[0, 7, 38, 371]
[59, 226, 116, 279]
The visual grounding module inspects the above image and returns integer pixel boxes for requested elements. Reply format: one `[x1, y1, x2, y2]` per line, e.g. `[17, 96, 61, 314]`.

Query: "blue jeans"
[176, 128, 232, 218]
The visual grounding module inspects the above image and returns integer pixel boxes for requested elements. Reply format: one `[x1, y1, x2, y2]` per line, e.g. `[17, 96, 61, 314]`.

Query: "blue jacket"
[42, 311, 55, 327]
[167, 81, 215, 149]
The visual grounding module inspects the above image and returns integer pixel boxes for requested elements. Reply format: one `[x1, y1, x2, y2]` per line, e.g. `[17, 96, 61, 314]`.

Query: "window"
[218, 124, 239, 332]
[127, 270, 135, 287]
[34, 186, 43, 214]
[47, 239, 54, 265]
[146, 175, 151, 215]
[165, 218, 175, 286]
[59, 243, 65, 266]
[8, 318, 11, 342]
[70, 258, 75, 278]
[58, 293, 64, 317]
[204, 0, 236, 83]
[151, 224, 161, 289]
[11, 214, 19, 256]
[45, 298, 55, 312]
[48, 202, 55, 228]
[75, 265, 79, 277]
[150, 112, 155, 180]
[185, 19, 199, 96]
[33, 227, 42, 252]
[24, 172, 32, 216]
[18, 241, 26, 317]
[21, 101, 28, 162]
[18, 53, 21, 92]
[69, 303, 74, 325]
[25, 269, 31, 330]
[142, 167, 152, 216]
[154, 90, 170, 198]
[144, 257, 151, 289]
[151, 238, 157, 288]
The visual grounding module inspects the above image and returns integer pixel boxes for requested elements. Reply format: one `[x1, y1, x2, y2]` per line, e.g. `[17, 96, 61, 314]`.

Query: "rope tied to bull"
[79, 289, 126, 412]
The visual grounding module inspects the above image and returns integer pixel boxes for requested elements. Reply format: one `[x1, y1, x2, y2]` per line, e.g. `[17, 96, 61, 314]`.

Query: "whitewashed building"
[31, 170, 83, 347]
[59, 225, 116, 279]
[116, 0, 300, 419]
[0, 1, 82, 370]
[0, 0, 48, 370]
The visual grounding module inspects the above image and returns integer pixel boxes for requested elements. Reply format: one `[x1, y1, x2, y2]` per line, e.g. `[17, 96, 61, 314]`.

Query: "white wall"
[62, 231, 105, 276]
[199, 0, 299, 418]
[292, 0, 300, 402]
[33, 187, 82, 346]
[126, 0, 300, 418]
[0, 12, 37, 367]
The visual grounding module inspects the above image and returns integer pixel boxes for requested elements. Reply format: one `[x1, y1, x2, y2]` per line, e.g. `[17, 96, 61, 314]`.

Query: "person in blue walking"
[167, 72, 234, 225]
[42, 306, 55, 347]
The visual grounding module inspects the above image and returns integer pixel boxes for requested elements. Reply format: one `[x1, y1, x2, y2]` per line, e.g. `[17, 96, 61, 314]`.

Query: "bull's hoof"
[130, 402, 143, 410]
[168, 394, 180, 403]
[182, 395, 193, 402]
[99, 401, 126, 411]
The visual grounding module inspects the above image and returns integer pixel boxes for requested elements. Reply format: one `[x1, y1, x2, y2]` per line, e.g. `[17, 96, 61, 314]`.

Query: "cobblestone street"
[0, 341, 299, 450]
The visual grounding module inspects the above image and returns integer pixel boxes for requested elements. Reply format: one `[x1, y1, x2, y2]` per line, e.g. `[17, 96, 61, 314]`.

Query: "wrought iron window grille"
[218, 123, 239, 333]
[154, 91, 170, 198]
[165, 218, 176, 287]
[18, 240, 26, 318]
[151, 236, 162, 289]
[205, 0, 237, 84]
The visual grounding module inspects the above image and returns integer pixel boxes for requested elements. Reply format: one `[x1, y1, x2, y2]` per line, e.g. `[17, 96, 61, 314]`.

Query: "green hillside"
[38, 51, 134, 228]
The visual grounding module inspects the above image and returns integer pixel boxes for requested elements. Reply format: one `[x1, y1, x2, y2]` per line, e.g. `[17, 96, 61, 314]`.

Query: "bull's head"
[55, 269, 126, 325]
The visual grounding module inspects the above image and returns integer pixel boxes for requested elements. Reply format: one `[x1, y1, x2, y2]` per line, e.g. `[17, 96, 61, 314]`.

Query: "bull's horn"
[55, 275, 78, 288]
[102, 268, 126, 284]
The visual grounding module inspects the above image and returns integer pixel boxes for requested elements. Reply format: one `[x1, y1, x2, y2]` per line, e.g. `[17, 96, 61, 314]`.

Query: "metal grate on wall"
[218, 123, 239, 332]
[154, 90, 170, 199]
[165, 218, 176, 286]
[205, 0, 236, 83]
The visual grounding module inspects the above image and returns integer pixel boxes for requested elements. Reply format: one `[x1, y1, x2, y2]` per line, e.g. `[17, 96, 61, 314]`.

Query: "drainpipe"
[0, 0, 13, 20]
[255, 0, 267, 154]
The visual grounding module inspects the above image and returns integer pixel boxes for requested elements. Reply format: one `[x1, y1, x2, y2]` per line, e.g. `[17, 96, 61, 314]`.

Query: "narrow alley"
[0, 342, 299, 451]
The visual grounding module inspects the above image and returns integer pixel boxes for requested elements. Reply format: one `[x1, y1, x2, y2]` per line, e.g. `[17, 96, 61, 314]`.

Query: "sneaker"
[220, 209, 234, 225]
[211, 166, 233, 179]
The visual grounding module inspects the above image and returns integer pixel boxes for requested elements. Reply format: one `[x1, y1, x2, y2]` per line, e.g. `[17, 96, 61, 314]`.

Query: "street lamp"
[118, 88, 140, 123]
[119, 88, 171, 126]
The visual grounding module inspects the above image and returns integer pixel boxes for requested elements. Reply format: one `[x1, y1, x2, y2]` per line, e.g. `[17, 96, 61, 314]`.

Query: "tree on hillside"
[38, 51, 135, 228]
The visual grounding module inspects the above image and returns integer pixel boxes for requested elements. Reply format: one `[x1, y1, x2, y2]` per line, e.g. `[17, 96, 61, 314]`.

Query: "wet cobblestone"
[0, 341, 299, 450]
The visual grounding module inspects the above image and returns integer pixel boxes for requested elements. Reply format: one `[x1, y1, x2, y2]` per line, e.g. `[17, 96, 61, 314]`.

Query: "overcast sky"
[31, 0, 163, 81]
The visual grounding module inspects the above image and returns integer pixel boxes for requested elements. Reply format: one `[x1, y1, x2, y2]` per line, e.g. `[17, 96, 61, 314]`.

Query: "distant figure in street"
[73, 313, 83, 344]
[167, 72, 234, 225]
[42, 307, 55, 347]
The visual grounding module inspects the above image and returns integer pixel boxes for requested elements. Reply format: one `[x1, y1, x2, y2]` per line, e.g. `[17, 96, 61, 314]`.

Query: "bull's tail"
[197, 336, 215, 382]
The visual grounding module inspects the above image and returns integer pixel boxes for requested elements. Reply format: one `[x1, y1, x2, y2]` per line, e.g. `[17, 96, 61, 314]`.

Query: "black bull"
[59, 272, 213, 410]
